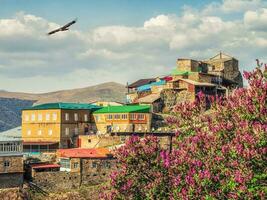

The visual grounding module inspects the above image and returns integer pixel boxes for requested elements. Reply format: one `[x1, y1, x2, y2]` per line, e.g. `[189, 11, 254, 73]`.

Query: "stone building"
[0, 135, 24, 189]
[21, 103, 100, 153]
[126, 52, 243, 113]
[29, 148, 115, 190]
[203, 52, 243, 87]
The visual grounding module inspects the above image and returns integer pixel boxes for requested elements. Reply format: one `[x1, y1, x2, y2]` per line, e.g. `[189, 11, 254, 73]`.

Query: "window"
[38, 130, 42, 135]
[84, 114, 88, 122]
[31, 114, 35, 121]
[122, 114, 128, 120]
[130, 113, 137, 120]
[65, 127, 69, 136]
[52, 113, 57, 121]
[73, 162, 79, 169]
[74, 113, 78, 121]
[25, 115, 29, 122]
[65, 113, 69, 121]
[38, 114, 42, 121]
[74, 127, 79, 135]
[95, 115, 99, 122]
[27, 130, 31, 136]
[114, 114, 120, 120]
[48, 129, 53, 135]
[4, 160, 10, 167]
[92, 161, 97, 168]
[138, 114, 145, 120]
[60, 158, 70, 169]
[46, 113, 50, 121]
[106, 114, 113, 120]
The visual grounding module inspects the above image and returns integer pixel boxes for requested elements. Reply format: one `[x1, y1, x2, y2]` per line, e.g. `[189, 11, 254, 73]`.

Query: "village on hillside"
[0, 52, 244, 192]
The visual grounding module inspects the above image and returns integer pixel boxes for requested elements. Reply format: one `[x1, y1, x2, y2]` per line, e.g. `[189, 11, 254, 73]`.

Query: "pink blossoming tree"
[101, 65, 266, 200]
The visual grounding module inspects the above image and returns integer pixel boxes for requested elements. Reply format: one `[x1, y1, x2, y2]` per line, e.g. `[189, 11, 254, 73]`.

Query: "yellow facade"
[22, 108, 94, 149]
[22, 109, 61, 142]
[93, 112, 152, 134]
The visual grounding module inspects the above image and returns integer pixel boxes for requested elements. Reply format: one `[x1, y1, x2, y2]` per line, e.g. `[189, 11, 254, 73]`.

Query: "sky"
[0, 0, 267, 93]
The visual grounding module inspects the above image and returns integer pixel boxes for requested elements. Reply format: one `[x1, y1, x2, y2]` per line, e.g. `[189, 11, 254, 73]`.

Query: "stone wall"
[81, 158, 115, 185]
[32, 159, 115, 191]
[0, 155, 23, 173]
[0, 173, 23, 189]
[161, 89, 194, 112]
[177, 59, 199, 72]
[33, 171, 81, 190]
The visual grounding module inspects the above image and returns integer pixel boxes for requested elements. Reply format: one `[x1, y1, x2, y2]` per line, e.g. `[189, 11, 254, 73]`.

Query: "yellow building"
[93, 105, 152, 134]
[21, 103, 100, 153]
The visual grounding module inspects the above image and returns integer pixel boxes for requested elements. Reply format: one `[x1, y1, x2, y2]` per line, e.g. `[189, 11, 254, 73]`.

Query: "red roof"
[31, 163, 60, 169]
[57, 148, 112, 158]
[163, 76, 173, 82]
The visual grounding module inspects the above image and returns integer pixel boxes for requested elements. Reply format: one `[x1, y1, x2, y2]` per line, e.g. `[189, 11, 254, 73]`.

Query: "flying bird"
[47, 18, 77, 35]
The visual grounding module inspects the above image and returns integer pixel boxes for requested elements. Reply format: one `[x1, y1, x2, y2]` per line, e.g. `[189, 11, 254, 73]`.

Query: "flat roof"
[57, 148, 112, 158]
[93, 105, 150, 114]
[0, 135, 22, 142]
[0, 126, 22, 139]
[127, 78, 156, 88]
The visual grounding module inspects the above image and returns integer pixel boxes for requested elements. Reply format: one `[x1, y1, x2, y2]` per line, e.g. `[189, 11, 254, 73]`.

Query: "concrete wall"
[79, 135, 122, 148]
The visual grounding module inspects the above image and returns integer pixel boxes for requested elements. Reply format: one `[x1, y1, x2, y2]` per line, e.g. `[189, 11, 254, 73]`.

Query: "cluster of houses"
[127, 52, 242, 112]
[0, 52, 243, 190]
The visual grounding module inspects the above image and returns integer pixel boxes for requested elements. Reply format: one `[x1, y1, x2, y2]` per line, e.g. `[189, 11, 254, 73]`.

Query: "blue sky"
[0, 0, 216, 30]
[0, 0, 266, 92]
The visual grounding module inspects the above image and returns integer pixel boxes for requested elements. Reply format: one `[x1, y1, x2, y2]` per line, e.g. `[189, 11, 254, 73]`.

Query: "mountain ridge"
[0, 81, 126, 132]
[0, 82, 126, 104]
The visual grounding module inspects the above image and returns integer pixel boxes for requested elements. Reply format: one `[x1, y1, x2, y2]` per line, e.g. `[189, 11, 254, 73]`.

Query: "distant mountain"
[0, 82, 126, 105]
[0, 82, 126, 132]
[0, 98, 35, 132]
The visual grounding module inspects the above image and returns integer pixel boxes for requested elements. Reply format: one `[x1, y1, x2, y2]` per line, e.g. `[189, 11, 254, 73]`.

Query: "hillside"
[0, 98, 35, 132]
[0, 82, 126, 105]
[0, 82, 126, 132]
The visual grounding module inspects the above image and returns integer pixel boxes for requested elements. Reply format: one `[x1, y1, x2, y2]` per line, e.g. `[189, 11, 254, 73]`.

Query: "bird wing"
[61, 19, 77, 29]
[47, 28, 61, 35]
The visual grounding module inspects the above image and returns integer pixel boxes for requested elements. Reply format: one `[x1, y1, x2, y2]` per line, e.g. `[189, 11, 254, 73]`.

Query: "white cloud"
[244, 8, 267, 31]
[203, 0, 265, 15]
[0, 2, 267, 93]
[144, 14, 177, 28]
[222, 0, 262, 12]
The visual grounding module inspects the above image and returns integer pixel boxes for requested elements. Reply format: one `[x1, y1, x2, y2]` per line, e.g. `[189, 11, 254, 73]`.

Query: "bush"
[102, 66, 267, 200]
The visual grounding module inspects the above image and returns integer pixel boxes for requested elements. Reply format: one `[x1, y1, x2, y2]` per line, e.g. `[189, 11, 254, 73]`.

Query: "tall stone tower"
[204, 52, 243, 87]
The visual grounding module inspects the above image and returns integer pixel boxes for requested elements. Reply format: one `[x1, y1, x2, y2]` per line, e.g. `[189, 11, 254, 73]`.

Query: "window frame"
[65, 113, 69, 121]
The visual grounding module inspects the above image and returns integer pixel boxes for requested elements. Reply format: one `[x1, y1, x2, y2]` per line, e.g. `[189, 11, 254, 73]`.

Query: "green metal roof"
[171, 69, 189, 76]
[93, 105, 151, 114]
[171, 67, 202, 76]
[23, 102, 101, 110]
